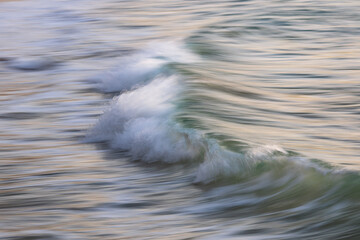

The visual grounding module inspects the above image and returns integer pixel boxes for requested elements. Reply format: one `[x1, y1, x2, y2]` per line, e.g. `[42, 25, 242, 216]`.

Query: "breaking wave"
[85, 42, 359, 187]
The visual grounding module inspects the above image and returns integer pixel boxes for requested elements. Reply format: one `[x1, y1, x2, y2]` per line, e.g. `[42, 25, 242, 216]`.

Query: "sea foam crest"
[87, 75, 202, 162]
[87, 75, 178, 141]
[112, 117, 202, 163]
[91, 56, 166, 93]
[194, 143, 287, 183]
[86, 42, 291, 183]
[90, 41, 199, 93]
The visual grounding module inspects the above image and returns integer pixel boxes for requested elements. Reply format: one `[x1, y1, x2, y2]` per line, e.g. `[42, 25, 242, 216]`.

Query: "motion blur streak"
[0, 0, 359, 239]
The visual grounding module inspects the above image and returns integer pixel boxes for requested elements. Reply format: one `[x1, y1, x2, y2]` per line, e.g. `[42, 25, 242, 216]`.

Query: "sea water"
[0, 0, 359, 239]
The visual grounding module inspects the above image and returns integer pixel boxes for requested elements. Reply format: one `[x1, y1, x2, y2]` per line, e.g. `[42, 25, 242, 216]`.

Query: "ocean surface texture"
[1, 0, 360, 239]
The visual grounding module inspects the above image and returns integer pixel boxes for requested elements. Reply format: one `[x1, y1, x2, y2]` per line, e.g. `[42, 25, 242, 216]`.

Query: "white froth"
[112, 117, 201, 163]
[90, 41, 199, 93]
[87, 75, 179, 142]
[92, 56, 166, 93]
[194, 143, 287, 183]
[87, 74, 202, 162]
[195, 141, 246, 183]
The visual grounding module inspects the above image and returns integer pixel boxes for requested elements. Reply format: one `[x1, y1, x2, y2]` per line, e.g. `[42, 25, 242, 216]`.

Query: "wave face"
[86, 42, 359, 182]
[85, 40, 360, 238]
[86, 43, 294, 183]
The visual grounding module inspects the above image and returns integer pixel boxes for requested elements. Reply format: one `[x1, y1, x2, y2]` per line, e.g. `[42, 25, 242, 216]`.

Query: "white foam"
[90, 41, 199, 93]
[91, 56, 166, 93]
[87, 75, 179, 141]
[195, 140, 246, 183]
[87, 74, 202, 162]
[194, 143, 287, 183]
[112, 117, 201, 163]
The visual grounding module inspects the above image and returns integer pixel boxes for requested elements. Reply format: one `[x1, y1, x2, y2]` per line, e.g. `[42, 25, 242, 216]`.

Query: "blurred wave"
[1, 0, 359, 239]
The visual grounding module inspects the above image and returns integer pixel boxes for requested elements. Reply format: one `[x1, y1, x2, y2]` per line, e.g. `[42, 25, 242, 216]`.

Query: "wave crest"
[85, 42, 346, 184]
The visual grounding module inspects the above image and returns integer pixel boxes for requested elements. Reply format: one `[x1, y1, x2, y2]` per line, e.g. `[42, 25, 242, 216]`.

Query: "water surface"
[0, 0, 359, 239]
